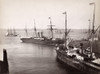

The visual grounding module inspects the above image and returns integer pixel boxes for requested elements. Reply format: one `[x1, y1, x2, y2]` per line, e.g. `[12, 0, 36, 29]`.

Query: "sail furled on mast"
[48, 17, 55, 39]
[88, 19, 92, 40]
[33, 19, 37, 37]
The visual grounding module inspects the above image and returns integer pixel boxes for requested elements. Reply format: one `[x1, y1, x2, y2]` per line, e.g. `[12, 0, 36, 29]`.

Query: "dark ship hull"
[56, 49, 100, 73]
[6, 34, 18, 37]
[20, 37, 64, 46]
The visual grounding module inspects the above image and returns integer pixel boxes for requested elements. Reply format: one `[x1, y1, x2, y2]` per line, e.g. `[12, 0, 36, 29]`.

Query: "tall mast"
[13, 28, 16, 35]
[89, 2, 95, 56]
[7, 28, 9, 35]
[25, 24, 28, 36]
[88, 19, 91, 39]
[63, 12, 67, 47]
[48, 17, 54, 39]
[34, 19, 37, 37]
[8, 27, 12, 35]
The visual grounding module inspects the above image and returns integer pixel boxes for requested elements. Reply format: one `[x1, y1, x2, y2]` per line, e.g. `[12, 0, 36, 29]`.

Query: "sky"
[0, 0, 100, 29]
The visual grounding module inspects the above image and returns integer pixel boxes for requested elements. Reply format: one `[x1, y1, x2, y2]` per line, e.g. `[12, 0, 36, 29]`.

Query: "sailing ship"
[20, 18, 64, 46]
[6, 28, 18, 37]
[55, 3, 100, 73]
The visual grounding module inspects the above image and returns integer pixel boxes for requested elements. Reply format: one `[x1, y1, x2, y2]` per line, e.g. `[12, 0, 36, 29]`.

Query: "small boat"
[55, 8, 100, 73]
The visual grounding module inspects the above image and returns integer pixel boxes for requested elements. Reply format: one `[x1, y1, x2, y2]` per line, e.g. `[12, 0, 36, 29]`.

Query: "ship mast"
[88, 19, 91, 40]
[7, 28, 10, 35]
[89, 2, 95, 57]
[48, 17, 54, 39]
[25, 24, 28, 36]
[63, 12, 67, 48]
[13, 28, 16, 35]
[34, 19, 37, 37]
[10, 28, 13, 35]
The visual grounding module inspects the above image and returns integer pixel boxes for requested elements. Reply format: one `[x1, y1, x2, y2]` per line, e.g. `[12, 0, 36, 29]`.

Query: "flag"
[89, 2, 95, 5]
[49, 17, 51, 19]
[62, 12, 66, 14]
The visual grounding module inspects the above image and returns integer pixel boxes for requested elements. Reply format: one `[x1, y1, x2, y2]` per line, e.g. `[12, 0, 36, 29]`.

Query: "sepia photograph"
[0, 0, 100, 74]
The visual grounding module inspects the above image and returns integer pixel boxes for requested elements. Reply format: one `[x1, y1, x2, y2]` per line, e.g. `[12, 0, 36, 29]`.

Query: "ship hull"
[20, 38, 56, 46]
[20, 37, 64, 46]
[6, 34, 18, 37]
[56, 49, 100, 73]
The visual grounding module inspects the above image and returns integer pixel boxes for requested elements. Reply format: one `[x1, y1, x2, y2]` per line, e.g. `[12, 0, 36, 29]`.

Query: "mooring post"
[3, 49, 9, 73]
[0, 49, 9, 73]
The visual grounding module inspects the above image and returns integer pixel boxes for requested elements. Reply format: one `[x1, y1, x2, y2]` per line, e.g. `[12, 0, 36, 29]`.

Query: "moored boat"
[55, 5, 100, 73]
[20, 18, 64, 46]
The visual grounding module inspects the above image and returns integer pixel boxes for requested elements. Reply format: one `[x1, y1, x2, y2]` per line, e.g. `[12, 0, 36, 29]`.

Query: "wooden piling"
[0, 49, 9, 73]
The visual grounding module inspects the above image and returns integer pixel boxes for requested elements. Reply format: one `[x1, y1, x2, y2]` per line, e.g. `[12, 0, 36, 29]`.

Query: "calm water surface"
[0, 36, 67, 74]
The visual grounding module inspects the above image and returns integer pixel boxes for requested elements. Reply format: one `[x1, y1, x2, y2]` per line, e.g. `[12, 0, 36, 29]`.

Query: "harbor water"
[0, 29, 99, 74]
